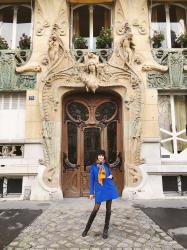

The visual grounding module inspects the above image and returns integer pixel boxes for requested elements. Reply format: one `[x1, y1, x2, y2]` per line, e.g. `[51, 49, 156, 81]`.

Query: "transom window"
[158, 94, 187, 161]
[0, 4, 32, 49]
[150, 3, 187, 48]
[71, 4, 112, 49]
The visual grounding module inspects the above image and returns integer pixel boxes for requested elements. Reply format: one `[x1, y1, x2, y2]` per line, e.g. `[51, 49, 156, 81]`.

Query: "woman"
[82, 150, 119, 239]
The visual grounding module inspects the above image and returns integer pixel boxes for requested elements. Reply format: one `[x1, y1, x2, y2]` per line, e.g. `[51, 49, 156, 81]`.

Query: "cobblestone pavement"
[4, 198, 185, 250]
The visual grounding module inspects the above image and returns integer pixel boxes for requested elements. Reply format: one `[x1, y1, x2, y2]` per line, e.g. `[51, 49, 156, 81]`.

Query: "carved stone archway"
[37, 22, 145, 197]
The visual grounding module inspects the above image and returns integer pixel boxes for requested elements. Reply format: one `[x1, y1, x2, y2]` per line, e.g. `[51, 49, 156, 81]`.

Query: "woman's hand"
[89, 195, 94, 200]
[107, 175, 113, 179]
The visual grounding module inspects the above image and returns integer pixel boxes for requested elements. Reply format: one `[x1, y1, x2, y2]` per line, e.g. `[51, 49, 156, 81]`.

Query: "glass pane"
[68, 122, 77, 164]
[73, 6, 89, 37]
[162, 176, 178, 192]
[95, 102, 117, 121]
[170, 5, 186, 48]
[151, 5, 167, 48]
[158, 96, 172, 132]
[93, 5, 110, 37]
[16, 6, 32, 49]
[161, 141, 174, 154]
[67, 102, 89, 121]
[0, 7, 13, 48]
[84, 127, 100, 166]
[107, 121, 117, 163]
[174, 95, 187, 152]
[158, 95, 173, 152]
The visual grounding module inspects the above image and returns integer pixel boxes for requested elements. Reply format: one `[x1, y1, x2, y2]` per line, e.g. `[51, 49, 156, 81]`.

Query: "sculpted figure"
[81, 53, 100, 93]
[48, 30, 65, 66]
[121, 35, 134, 64]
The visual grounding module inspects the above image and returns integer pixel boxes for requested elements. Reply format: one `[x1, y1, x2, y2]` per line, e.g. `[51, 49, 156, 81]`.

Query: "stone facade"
[0, 0, 187, 200]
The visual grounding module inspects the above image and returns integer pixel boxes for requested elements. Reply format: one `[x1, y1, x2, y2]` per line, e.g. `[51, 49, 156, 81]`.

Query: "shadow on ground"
[0, 209, 42, 249]
[140, 207, 187, 249]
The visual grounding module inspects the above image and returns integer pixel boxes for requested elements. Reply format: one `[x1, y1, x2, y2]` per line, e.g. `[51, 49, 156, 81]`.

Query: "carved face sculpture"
[122, 38, 130, 49]
[88, 62, 96, 74]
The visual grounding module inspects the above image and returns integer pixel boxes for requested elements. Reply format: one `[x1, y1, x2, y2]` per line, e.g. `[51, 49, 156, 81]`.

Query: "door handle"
[63, 152, 80, 171]
[109, 152, 122, 169]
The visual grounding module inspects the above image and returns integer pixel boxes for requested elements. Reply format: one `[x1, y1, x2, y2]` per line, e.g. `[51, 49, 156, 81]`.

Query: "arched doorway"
[61, 92, 124, 197]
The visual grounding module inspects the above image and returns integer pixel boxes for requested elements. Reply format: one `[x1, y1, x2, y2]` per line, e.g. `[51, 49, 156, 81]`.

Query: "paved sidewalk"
[4, 198, 185, 250]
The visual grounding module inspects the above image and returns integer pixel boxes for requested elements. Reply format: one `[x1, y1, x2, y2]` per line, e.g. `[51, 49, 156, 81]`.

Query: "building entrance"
[62, 92, 124, 197]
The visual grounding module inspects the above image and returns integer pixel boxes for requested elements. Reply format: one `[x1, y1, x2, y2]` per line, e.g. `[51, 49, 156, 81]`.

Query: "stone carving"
[115, 1, 126, 36]
[0, 51, 36, 90]
[36, 0, 50, 36]
[48, 30, 64, 64]
[117, 34, 135, 64]
[116, 22, 131, 36]
[0, 52, 15, 89]
[142, 64, 168, 72]
[0, 145, 24, 158]
[36, 0, 67, 36]
[40, 22, 144, 186]
[17, 74, 37, 89]
[23, 186, 31, 200]
[71, 49, 113, 63]
[132, 19, 146, 35]
[146, 49, 187, 89]
[169, 52, 183, 88]
[80, 53, 101, 93]
[16, 64, 41, 73]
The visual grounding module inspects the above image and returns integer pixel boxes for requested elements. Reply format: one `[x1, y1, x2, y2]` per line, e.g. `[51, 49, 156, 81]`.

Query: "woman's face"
[97, 154, 105, 162]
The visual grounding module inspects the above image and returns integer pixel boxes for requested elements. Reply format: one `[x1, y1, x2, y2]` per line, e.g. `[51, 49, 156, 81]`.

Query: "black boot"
[103, 210, 111, 239]
[82, 210, 97, 237]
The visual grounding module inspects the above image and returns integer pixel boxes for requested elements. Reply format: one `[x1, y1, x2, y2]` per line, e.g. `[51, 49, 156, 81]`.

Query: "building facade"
[0, 0, 186, 200]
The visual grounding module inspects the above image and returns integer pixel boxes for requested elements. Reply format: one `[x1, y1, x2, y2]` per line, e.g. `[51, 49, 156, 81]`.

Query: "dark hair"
[95, 149, 106, 158]
[95, 149, 110, 167]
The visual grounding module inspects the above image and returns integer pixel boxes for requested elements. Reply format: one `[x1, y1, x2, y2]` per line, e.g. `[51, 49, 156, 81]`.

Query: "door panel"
[62, 93, 124, 197]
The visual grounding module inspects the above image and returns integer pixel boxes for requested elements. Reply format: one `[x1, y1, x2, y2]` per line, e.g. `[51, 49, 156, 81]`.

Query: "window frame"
[149, 2, 187, 48]
[70, 3, 113, 49]
[0, 4, 33, 49]
[158, 91, 187, 161]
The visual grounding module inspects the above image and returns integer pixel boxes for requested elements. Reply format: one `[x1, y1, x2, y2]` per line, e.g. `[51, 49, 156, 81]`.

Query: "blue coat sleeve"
[108, 166, 112, 175]
[89, 166, 95, 195]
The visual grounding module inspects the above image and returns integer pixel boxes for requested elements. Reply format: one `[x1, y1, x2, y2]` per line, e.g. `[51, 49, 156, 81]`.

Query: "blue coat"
[90, 163, 119, 203]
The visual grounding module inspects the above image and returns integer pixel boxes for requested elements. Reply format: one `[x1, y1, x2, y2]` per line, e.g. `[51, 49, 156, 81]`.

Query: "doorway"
[62, 92, 124, 197]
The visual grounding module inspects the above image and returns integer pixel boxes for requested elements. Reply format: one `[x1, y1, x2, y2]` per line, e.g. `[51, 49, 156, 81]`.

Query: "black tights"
[92, 200, 112, 214]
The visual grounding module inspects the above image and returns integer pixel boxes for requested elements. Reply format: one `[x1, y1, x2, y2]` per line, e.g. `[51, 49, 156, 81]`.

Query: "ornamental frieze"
[0, 50, 36, 91]
[146, 49, 187, 89]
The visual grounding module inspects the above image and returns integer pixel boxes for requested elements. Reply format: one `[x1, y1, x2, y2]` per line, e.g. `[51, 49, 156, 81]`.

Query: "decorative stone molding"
[0, 145, 24, 158]
[16, 64, 41, 73]
[145, 49, 187, 89]
[132, 19, 146, 35]
[39, 22, 144, 187]
[36, 0, 67, 36]
[0, 50, 37, 90]
[71, 49, 113, 63]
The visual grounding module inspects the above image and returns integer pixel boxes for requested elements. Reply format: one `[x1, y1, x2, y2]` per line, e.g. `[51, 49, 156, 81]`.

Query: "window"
[158, 94, 187, 160]
[0, 177, 22, 197]
[0, 92, 26, 139]
[0, 4, 32, 49]
[162, 176, 187, 196]
[150, 3, 187, 48]
[71, 4, 112, 49]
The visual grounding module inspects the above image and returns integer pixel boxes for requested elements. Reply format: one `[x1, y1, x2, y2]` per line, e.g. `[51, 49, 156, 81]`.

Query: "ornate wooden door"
[62, 93, 124, 197]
